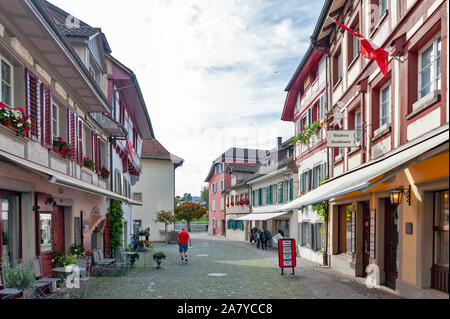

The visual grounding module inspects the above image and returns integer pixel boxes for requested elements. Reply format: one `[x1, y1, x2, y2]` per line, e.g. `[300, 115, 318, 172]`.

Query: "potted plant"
[153, 251, 166, 268]
[69, 244, 85, 258]
[64, 254, 78, 271]
[53, 137, 73, 159]
[2, 262, 37, 298]
[0, 103, 32, 137]
[125, 248, 139, 267]
[83, 157, 95, 171]
[52, 251, 66, 268]
[100, 166, 110, 180]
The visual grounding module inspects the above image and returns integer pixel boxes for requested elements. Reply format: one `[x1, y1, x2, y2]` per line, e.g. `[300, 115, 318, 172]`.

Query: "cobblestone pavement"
[84, 232, 401, 299]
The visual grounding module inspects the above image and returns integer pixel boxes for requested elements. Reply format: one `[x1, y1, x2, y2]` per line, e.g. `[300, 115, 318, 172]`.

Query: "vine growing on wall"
[109, 199, 124, 256]
[291, 121, 321, 147]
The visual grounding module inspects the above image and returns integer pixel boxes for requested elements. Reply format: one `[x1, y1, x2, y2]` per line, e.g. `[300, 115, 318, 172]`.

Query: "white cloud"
[49, 0, 324, 195]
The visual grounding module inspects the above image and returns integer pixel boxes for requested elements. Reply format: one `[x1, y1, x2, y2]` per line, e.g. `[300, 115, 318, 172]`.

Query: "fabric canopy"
[0, 150, 142, 206]
[279, 125, 449, 211]
[236, 212, 290, 221]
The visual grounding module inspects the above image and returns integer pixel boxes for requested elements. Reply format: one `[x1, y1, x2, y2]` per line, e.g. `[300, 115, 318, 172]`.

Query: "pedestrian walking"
[255, 229, 261, 249]
[145, 227, 150, 241]
[260, 229, 268, 250]
[177, 227, 192, 263]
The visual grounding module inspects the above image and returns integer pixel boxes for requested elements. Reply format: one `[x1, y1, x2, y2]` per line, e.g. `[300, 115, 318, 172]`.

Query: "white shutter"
[221, 199, 224, 210]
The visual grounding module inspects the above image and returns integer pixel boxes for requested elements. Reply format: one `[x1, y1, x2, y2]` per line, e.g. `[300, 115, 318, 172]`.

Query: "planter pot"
[1, 119, 17, 132]
[155, 258, 162, 268]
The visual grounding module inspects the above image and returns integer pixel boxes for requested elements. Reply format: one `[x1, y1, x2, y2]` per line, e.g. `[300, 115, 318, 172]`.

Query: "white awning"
[0, 150, 142, 206]
[279, 125, 449, 211]
[236, 212, 290, 221]
[252, 204, 287, 214]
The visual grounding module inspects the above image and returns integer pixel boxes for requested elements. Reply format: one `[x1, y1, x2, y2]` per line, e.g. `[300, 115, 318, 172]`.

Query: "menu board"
[278, 239, 296, 269]
[369, 209, 376, 259]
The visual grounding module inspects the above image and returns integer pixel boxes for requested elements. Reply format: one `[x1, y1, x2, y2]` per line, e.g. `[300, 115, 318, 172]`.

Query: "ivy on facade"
[108, 199, 124, 255]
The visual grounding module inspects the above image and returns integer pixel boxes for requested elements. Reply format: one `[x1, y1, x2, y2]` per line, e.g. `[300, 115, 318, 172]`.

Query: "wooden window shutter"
[310, 223, 315, 250]
[96, 135, 101, 172]
[92, 132, 101, 172]
[77, 117, 84, 165]
[26, 69, 40, 142]
[40, 83, 53, 148]
[67, 109, 77, 161]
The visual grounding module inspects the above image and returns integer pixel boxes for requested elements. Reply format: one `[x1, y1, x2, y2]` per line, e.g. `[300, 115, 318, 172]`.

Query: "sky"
[50, 0, 326, 196]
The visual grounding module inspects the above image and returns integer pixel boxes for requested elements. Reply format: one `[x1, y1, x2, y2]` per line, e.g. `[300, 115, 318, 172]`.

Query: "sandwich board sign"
[278, 238, 296, 275]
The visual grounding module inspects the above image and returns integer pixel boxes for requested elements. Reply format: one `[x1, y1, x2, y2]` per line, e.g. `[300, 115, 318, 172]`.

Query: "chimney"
[277, 137, 282, 148]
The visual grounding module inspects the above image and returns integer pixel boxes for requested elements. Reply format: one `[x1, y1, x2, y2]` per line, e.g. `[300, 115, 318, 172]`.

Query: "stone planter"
[155, 258, 162, 268]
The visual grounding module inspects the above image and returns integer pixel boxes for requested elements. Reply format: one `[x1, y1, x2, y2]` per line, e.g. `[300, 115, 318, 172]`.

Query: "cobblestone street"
[85, 233, 401, 299]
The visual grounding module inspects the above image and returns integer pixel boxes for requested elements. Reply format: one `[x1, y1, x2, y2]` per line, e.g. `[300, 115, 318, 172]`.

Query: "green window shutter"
[258, 188, 262, 206]
[252, 190, 255, 206]
[289, 178, 294, 201]
[266, 187, 269, 205]
[278, 182, 283, 204]
[269, 185, 273, 204]
[240, 221, 244, 231]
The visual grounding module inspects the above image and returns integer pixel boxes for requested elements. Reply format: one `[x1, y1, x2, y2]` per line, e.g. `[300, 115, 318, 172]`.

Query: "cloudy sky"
[50, 0, 325, 196]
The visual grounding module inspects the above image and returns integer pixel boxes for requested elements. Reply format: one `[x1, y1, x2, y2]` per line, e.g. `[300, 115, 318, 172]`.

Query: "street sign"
[278, 238, 296, 275]
[327, 130, 356, 147]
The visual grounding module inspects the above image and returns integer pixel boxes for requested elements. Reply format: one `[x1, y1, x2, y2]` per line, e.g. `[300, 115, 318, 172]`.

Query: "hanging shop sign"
[327, 130, 356, 148]
[278, 238, 296, 275]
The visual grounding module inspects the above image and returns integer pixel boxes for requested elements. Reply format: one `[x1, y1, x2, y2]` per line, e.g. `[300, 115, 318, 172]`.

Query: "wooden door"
[384, 199, 398, 288]
[362, 202, 371, 277]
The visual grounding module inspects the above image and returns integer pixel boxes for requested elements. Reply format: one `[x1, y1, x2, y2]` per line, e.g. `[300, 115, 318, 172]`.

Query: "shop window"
[431, 190, 449, 293]
[1, 194, 20, 267]
[338, 205, 353, 254]
[418, 36, 441, 101]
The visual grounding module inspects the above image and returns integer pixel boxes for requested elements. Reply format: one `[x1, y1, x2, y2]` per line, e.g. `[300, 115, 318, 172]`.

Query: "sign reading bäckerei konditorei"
[327, 130, 356, 147]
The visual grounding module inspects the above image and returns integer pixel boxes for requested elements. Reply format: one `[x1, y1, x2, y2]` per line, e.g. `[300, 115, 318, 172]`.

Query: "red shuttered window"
[77, 117, 83, 165]
[40, 83, 53, 148]
[26, 69, 40, 142]
[67, 109, 77, 162]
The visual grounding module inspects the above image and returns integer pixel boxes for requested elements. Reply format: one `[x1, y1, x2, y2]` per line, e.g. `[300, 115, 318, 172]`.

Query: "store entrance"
[39, 206, 65, 277]
[0, 191, 21, 271]
[384, 199, 399, 289]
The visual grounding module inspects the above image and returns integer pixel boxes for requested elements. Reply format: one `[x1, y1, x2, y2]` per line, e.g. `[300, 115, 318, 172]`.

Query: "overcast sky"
[50, 0, 325, 196]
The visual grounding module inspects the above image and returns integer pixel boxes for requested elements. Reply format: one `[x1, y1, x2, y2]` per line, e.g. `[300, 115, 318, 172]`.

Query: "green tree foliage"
[200, 185, 209, 206]
[175, 201, 207, 232]
[182, 193, 192, 201]
[108, 199, 124, 256]
[154, 210, 177, 244]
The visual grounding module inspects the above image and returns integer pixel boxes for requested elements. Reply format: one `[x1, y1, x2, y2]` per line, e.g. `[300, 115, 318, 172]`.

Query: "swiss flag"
[331, 18, 389, 77]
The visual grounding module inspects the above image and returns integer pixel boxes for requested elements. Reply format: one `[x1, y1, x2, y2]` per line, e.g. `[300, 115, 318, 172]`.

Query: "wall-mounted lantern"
[389, 185, 411, 206]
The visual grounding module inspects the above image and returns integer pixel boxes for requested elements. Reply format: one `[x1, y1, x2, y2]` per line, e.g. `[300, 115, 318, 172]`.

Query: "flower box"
[0, 103, 32, 138]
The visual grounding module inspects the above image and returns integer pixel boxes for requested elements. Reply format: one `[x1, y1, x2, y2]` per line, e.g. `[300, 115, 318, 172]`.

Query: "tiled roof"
[141, 138, 172, 160]
[58, 25, 100, 38]
[227, 163, 260, 173]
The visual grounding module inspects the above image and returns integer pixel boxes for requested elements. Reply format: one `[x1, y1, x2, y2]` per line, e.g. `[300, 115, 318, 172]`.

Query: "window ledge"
[371, 123, 391, 142]
[407, 90, 441, 120]
[333, 78, 342, 91]
[347, 53, 360, 71]
[348, 145, 361, 156]
[334, 154, 343, 163]
[81, 166, 95, 175]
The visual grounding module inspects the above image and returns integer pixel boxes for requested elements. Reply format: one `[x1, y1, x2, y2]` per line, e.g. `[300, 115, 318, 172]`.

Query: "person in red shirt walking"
[177, 228, 192, 263]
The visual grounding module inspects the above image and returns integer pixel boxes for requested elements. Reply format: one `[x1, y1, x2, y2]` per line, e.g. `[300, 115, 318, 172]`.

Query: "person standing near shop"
[177, 228, 192, 263]
[260, 229, 268, 250]
[145, 227, 151, 241]
[255, 229, 261, 249]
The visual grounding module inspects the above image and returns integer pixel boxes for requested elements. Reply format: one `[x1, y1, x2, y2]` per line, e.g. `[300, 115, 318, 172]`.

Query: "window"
[355, 109, 362, 143]
[211, 182, 216, 194]
[220, 180, 225, 192]
[220, 198, 224, 210]
[258, 188, 263, 206]
[380, 84, 391, 126]
[39, 213, 52, 253]
[379, 0, 388, 17]
[289, 178, 294, 201]
[334, 49, 342, 85]
[301, 222, 310, 246]
[348, 20, 360, 65]
[433, 190, 449, 268]
[312, 165, 322, 189]
[338, 205, 353, 254]
[0, 58, 13, 106]
[133, 193, 143, 202]
[212, 200, 216, 211]
[266, 186, 272, 205]
[315, 223, 324, 251]
[278, 182, 283, 204]
[115, 171, 122, 194]
[418, 36, 441, 100]
[52, 103, 59, 141]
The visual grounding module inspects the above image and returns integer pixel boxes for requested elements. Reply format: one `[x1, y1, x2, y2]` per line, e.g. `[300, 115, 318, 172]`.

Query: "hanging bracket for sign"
[278, 238, 296, 275]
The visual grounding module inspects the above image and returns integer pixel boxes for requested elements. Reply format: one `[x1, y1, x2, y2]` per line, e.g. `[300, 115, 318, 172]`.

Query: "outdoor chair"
[91, 249, 115, 276]
[0, 275, 22, 299]
[69, 257, 91, 299]
[30, 257, 59, 299]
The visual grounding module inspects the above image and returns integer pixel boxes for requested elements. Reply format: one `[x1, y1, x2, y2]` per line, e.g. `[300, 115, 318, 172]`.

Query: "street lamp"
[389, 185, 411, 206]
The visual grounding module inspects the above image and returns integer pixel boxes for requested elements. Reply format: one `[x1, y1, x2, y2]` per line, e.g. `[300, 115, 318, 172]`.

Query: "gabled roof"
[58, 25, 101, 38]
[141, 139, 184, 167]
[227, 163, 260, 174]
